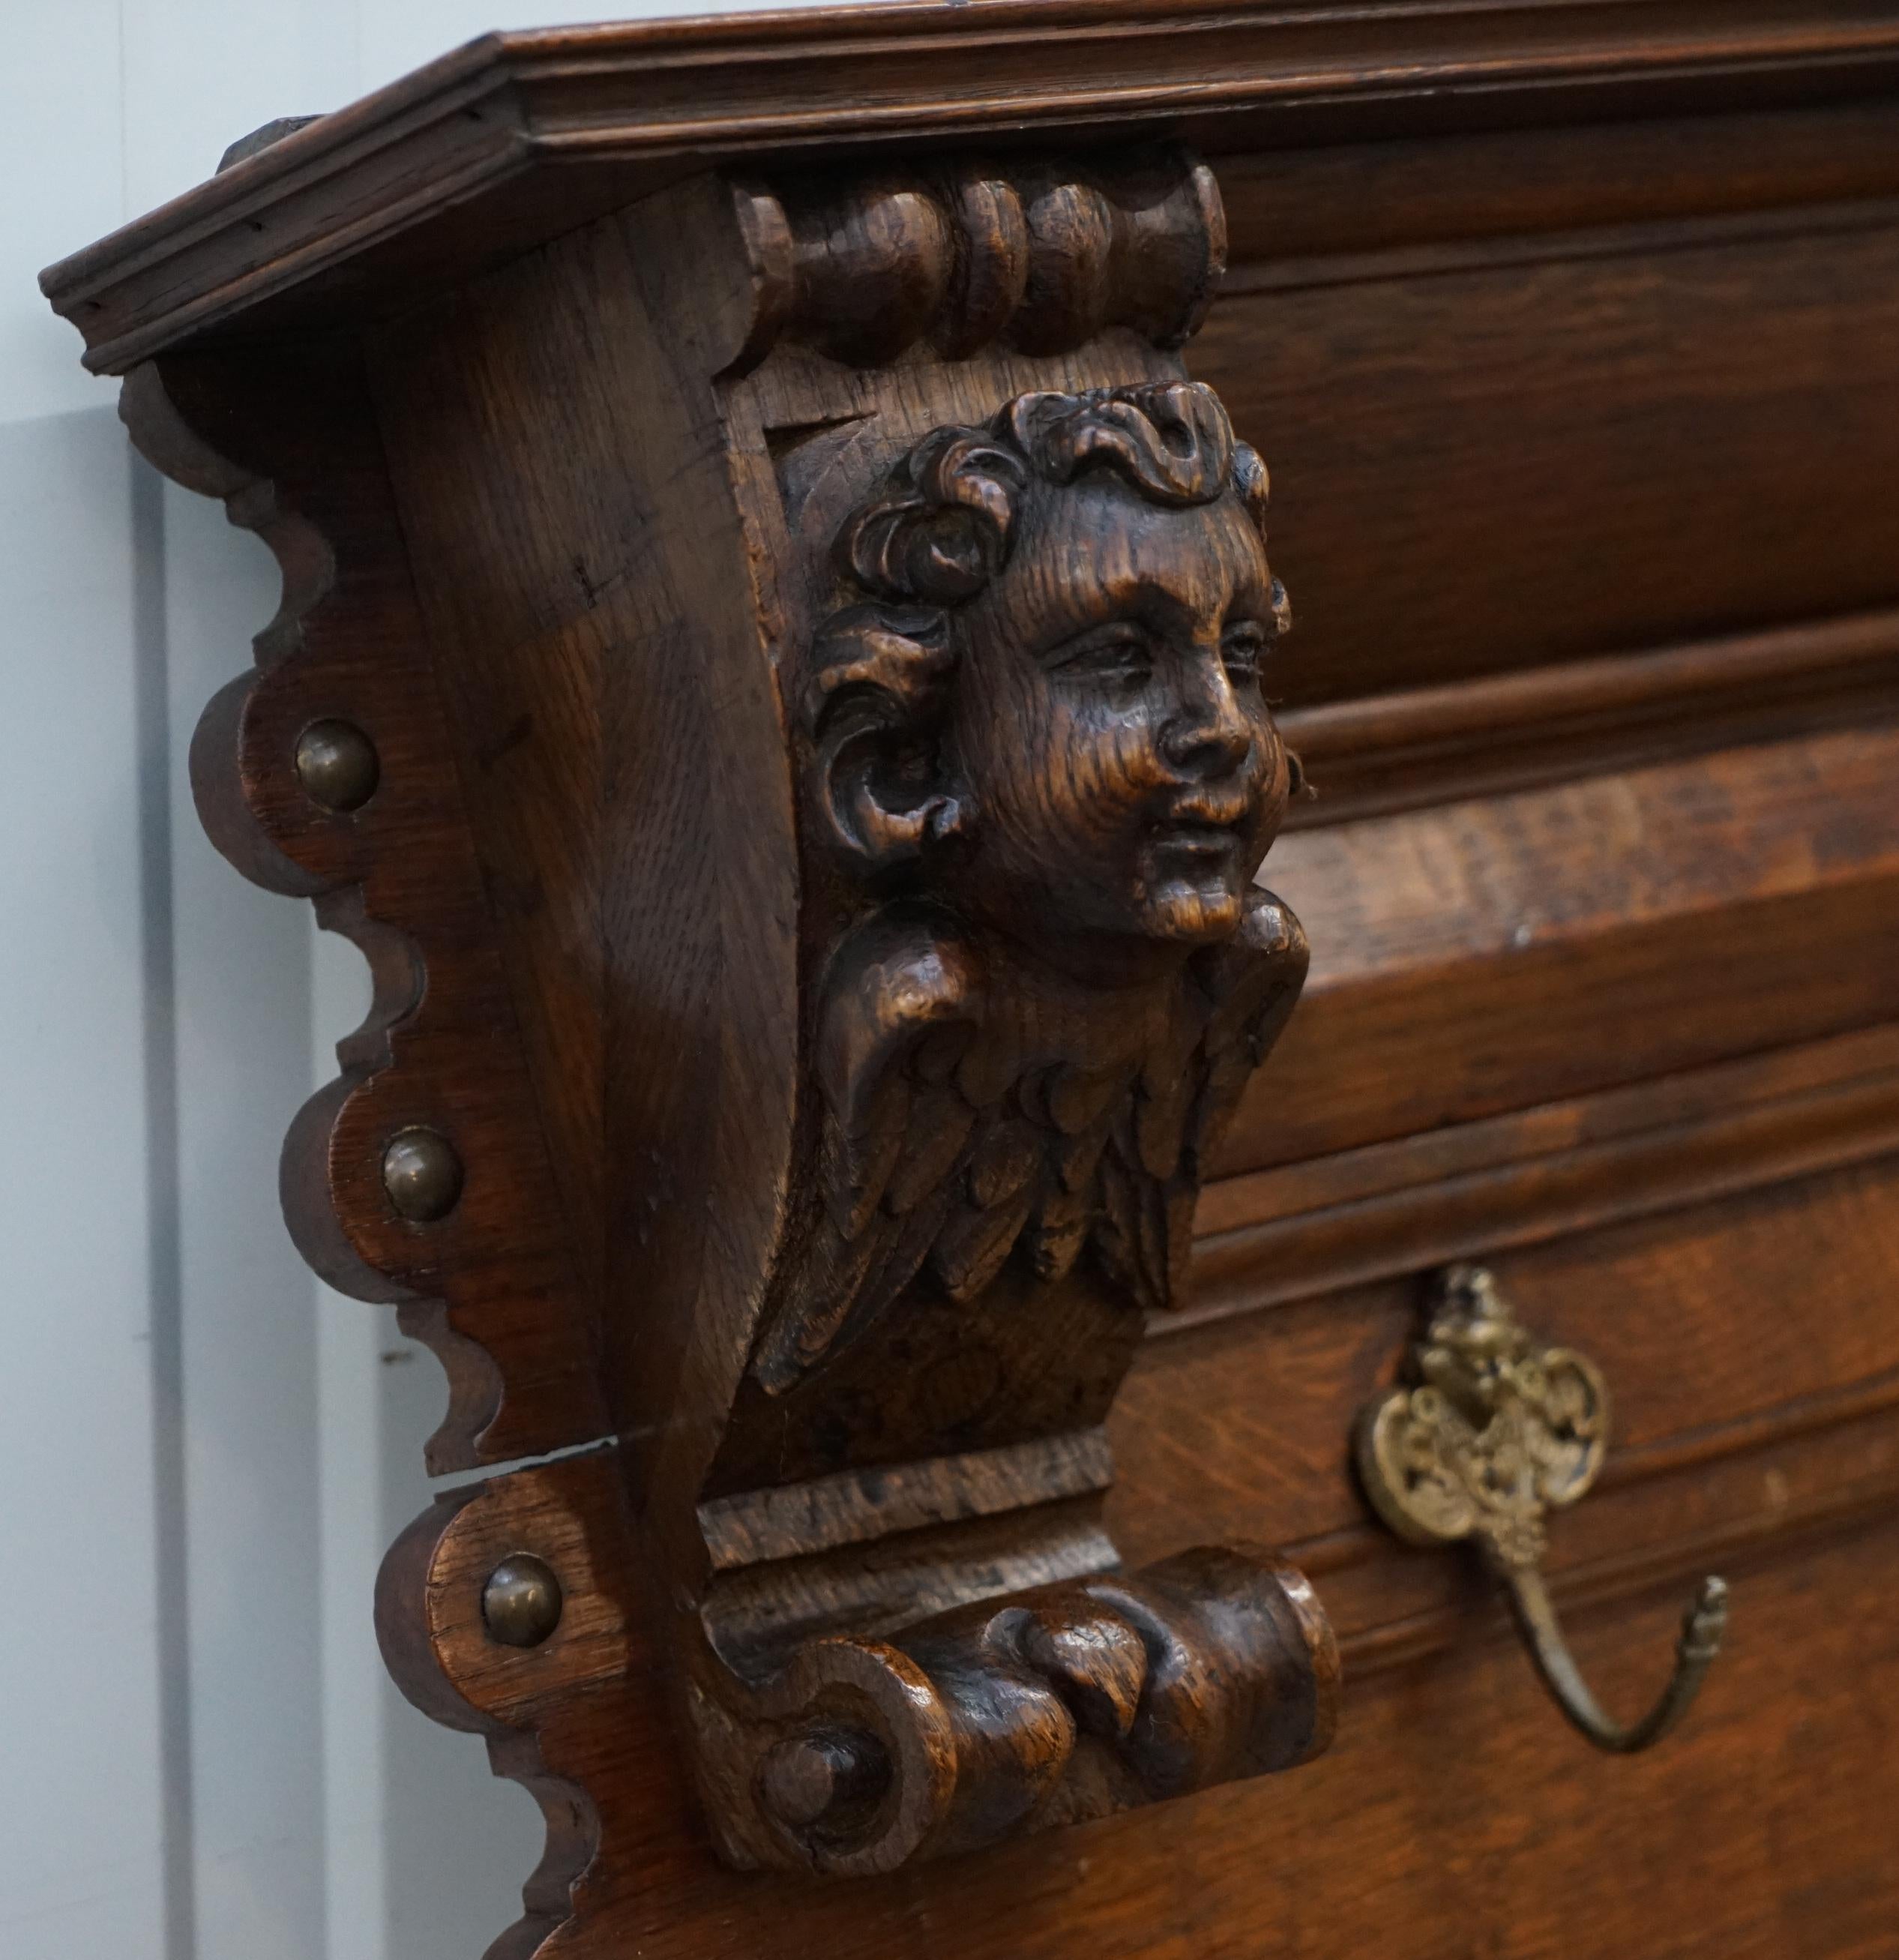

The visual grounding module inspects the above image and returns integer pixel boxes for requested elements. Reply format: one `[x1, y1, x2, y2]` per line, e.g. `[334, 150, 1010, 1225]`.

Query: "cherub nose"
[1160, 654, 1251, 775]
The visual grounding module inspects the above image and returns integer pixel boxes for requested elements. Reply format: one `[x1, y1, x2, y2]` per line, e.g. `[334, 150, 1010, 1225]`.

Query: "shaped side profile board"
[117, 347, 606, 1473]
[112, 141, 1334, 1935]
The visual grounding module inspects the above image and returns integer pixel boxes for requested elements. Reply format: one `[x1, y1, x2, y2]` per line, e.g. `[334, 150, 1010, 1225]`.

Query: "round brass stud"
[294, 718, 379, 812]
[482, 1554, 564, 1649]
[381, 1127, 463, 1222]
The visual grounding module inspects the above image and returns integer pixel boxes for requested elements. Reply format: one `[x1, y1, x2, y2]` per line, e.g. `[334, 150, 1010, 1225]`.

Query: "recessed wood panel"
[1119, 1154, 1899, 1571]
[1195, 220, 1899, 705]
[1214, 721, 1899, 1179]
[1216, 100, 1899, 265]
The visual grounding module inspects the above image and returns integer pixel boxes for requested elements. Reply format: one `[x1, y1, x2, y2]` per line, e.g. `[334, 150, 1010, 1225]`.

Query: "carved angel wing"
[750, 907, 1134, 1392]
[750, 892, 1307, 1391]
[1092, 889, 1309, 1313]
[750, 912, 988, 1393]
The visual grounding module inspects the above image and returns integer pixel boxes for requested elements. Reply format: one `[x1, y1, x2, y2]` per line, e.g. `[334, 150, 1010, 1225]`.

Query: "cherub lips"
[1149, 791, 1253, 851]
[1148, 802, 1251, 856]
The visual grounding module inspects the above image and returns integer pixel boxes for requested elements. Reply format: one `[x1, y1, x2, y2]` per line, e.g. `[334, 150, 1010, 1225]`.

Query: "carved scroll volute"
[566, 151, 1337, 1876]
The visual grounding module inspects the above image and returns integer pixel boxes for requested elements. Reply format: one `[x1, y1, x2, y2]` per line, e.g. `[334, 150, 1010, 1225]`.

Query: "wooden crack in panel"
[382, 1324, 1899, 1956]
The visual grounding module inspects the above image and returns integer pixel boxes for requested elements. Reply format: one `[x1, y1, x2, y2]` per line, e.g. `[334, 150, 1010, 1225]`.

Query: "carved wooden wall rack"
[37, 21, 1381, 1932]
[52, 4, 1892, 1951]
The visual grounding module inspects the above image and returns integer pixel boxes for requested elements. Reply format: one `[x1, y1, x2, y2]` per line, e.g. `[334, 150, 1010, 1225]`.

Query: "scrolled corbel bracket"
[624, 150, 1331, 1877]
[110, 138, 1331, 1928]
[694, 1545, 1337, 1874]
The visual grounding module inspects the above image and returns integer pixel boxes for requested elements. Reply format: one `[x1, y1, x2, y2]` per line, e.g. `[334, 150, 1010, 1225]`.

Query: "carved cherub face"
[810, 382, 1292, 969]
[944, 470, 1286, 952]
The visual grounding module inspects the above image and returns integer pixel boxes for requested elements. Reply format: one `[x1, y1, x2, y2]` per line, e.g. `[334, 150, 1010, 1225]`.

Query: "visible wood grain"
[1217, 97, 1899, 266]
[1188, 1024, 1899, 1325]
[381, 1142, 1899, 1952]
[697, 1432, 1115, 1572]
[361, 157, 1338, 1884]
[1221, 723, 1899, 1176]
[1277, 605, 1899, 831]
[1121, 1154, 1899, 1572]
[397, 1508, 1899, 1958]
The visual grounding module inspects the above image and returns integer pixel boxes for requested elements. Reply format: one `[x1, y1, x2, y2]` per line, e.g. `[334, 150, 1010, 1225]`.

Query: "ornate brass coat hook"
[1355, 1265, 1728, 1754]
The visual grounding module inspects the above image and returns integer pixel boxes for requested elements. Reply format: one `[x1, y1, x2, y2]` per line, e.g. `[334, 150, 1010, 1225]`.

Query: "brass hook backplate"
[1355, 1264, 1728, 1755]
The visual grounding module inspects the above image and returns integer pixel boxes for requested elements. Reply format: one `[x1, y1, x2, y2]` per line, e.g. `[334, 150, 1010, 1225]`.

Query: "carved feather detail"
[750, 892, 1307, 1392]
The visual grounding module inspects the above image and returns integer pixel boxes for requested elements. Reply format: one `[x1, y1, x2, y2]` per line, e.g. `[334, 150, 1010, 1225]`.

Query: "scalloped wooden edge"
[120, 352, 607, 1471]
[377, 1449, 651, 1959]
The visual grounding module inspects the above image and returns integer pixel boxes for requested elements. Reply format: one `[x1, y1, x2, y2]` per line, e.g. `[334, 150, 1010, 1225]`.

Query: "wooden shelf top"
[41, 0, 1899, 372]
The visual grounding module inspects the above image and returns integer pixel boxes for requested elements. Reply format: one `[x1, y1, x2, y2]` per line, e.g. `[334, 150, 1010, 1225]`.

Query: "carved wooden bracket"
[87, 136, 1334, 1929]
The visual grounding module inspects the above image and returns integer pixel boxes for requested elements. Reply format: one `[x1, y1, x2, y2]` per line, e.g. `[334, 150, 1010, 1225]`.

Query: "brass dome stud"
[481, 1554, 564, 1649]
[294, 718, 379, 811]
[381, 1127, 463, 1223]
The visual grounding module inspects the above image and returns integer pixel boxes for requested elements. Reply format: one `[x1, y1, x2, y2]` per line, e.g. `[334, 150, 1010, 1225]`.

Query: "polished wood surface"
[43, 3, 1899, 376]
[46, 1, 1899, 1953]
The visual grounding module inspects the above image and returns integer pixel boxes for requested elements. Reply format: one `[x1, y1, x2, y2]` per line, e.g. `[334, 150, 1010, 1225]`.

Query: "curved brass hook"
[1355, 1264, 1729, 1756]
[1493, 1557, 1728, 1755]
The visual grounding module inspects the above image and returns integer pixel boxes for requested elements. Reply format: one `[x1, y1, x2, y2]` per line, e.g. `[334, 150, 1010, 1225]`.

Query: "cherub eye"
[1221, 619, 1269, 682]
[1043, 622, 1155, 685]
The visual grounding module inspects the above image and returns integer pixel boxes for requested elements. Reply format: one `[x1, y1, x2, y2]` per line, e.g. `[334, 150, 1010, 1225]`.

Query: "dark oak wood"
[1277, 607, 1899, 830]
[383, 1149, 1899, 1955]
[118, 148, 1346, 1889]
[118, 347, 605, 1472]
[1227, 721, 1899, 1179]
[1201, 220, 1899, 709]
[46, 2, 1899, 1954]
[42, 4, 1899, 376]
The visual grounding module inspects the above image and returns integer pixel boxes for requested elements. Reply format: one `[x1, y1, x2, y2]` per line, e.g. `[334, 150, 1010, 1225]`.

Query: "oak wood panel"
[370, 238, 639, 1315]
[1217, 97, 1899, 266]
[1121, 1154, 1899, 1569]
[121, 349, 604, 1472]
[1277, 606, 1899, 831]
[1250, 878, 1899, 1165]
[1193, 220, 1899, 706]
[1155, 1520, 1899, 1960]
[1200, 1022, 1899, 1241]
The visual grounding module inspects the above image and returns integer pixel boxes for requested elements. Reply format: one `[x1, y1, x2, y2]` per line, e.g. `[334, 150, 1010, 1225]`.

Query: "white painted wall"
[0, 5, 828, 1956]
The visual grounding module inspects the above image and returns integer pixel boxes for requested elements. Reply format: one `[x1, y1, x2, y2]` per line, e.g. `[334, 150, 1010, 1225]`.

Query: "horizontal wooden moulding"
[1185, 1023, 1899, 1331]
[697, 1431, 1115, 1572]
[43, 1, 1899, 374]
[1221, 719, 1899, 1176]
[1279, 605, 1899, 830]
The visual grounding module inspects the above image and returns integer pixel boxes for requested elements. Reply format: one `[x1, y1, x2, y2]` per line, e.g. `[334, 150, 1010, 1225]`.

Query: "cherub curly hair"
[807, 382, 1283, 872]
